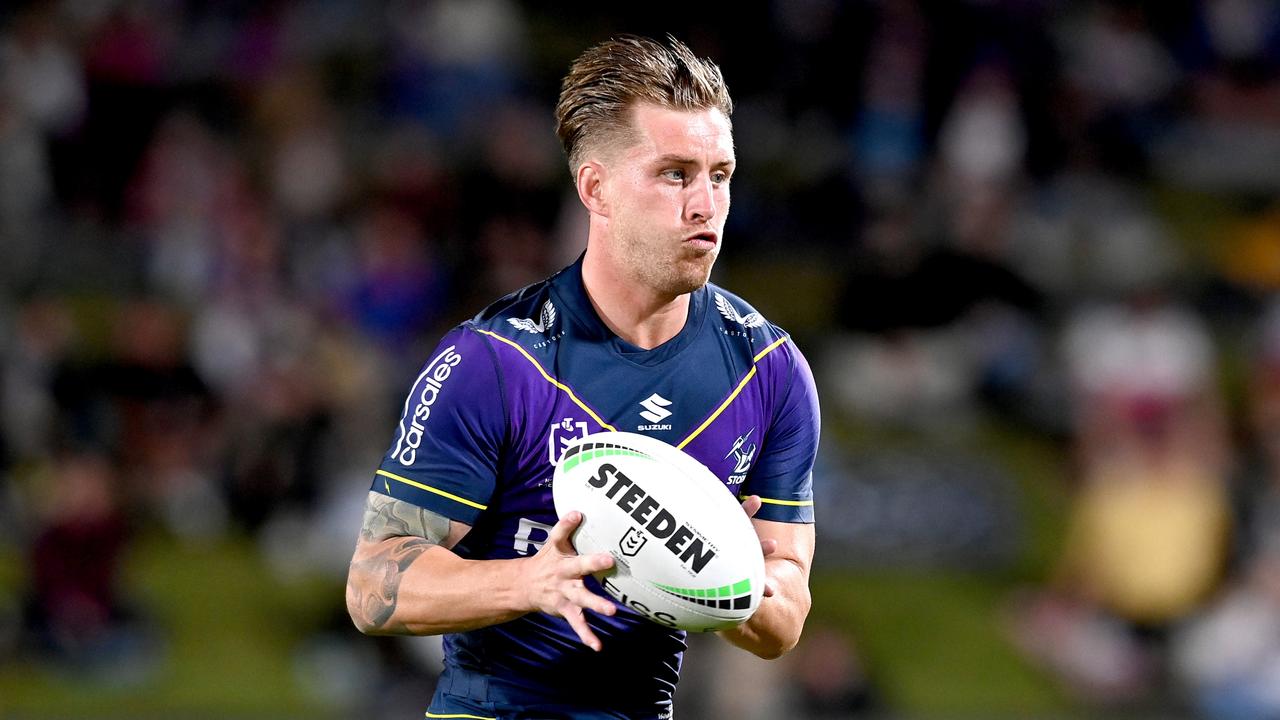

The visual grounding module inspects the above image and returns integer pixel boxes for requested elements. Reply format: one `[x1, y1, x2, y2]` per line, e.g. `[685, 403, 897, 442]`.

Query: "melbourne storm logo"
[548, 417, 589, 465]
[725, 428, 756, 485]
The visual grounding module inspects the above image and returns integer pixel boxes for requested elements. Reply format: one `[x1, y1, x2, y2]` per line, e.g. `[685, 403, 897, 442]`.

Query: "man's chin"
[669, 261, 715, 296]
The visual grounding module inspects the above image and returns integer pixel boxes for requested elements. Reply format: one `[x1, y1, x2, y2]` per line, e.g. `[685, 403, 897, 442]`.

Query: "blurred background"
[4, 0, 1280, 717]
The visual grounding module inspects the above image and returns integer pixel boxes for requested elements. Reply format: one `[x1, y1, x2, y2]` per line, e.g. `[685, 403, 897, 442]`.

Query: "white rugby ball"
[552, 431, 765, 632]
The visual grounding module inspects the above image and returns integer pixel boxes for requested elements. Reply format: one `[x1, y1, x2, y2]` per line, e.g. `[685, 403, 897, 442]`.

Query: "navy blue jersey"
[371, 257, 819, 715]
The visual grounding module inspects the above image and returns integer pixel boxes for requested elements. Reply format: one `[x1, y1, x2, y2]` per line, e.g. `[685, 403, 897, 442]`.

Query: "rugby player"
[346, 35, 819, 720]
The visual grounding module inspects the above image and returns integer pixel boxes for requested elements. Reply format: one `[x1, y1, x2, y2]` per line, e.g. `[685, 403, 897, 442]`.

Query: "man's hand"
[519, 510, 617, 651]
[740, 494, 778, 597]
[721, 494, 815, 659]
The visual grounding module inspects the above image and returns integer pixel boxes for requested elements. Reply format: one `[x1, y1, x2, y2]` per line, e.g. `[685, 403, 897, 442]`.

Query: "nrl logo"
[508, 300, 557, 334]
[620, 527, 648, 557]
[715, 293, 765, 328]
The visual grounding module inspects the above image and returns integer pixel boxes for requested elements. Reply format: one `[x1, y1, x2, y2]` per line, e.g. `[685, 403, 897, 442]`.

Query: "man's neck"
[581, 248, 690, 351]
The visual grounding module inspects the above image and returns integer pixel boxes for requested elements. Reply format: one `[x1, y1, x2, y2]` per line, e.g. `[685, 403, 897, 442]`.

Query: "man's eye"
[662, 169, 685, 181]
[712, 172, 730, 184]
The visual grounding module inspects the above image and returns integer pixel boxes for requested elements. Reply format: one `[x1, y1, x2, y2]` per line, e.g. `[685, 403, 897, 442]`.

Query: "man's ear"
[575, 161, 608, 217]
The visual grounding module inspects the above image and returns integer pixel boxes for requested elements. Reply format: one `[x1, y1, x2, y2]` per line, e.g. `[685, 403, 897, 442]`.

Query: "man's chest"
[471, 339, 774, 557]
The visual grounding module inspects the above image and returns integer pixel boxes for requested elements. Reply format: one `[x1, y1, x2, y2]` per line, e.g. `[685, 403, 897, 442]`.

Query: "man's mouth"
[684, 231, 718, 250]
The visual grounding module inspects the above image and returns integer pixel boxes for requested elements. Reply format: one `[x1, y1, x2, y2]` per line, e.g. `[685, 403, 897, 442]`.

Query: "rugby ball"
[552, 431, 765, 632]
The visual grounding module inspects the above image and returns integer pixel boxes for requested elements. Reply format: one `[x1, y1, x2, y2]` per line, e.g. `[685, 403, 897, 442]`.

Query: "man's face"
[600, 103, 735, 298]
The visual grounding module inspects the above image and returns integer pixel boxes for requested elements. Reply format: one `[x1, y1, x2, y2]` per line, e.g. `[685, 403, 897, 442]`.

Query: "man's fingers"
[741, 494, 762, 519]
[577, 551, 614, 577]
[760, 538, 778, 557]
[546, 511, 583, 551]
[563, 605, 603, 651]
[570, 587, 617, 617]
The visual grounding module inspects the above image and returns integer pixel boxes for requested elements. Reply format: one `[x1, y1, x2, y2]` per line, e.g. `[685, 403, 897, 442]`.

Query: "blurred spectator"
[0, 3, 81, 289]
[2, 300, 75, 463]
[1010, 291, 1232, 702]
[128, 110, 241, 304]
[936, 59, 1026, 190]
[1058, 2, 1178, 177]
[824, 188, 1045, 433]
[22, 451, 153, 678]
[0, 4, 84, 135]
[383, 0, 527, 140]
[1219, 201, 1280, 293]
[342, 204, 448, 351]
[678, 621, 878, 720]
[47, 301, 220, 541]
[255, 65, 349, 223]
[476, 213, 551, 300]
[789, 625, 879, 718]
[1155, 0, 1280, 192]
[1063, 292, 1226, 468]
[1174, 298, 1280, 719]
[366, 120, 459, 240]
[849, 0, 927, 204]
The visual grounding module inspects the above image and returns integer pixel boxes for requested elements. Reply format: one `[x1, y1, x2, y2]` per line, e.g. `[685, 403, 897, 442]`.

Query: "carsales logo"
[393, 345, 463, 466]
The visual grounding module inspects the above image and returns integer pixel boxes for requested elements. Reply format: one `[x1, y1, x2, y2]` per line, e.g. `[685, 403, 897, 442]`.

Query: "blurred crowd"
[5, 0, 1280, 717]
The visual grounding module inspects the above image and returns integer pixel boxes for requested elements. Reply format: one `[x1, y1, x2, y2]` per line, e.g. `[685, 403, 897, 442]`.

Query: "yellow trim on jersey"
[376, 469, 488, 510]
[677, 366, 757, 450]
[758, 497, 814, 507]
[475, 329, 618, 432]
[425, 713, 497, 720]
[752, 335, 789, 363]
[677, 335, 791, 449]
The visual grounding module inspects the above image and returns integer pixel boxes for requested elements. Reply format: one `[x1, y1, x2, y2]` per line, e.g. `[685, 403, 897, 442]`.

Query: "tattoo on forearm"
[351, 536, 431, 630]
[348, 492, 451, 632]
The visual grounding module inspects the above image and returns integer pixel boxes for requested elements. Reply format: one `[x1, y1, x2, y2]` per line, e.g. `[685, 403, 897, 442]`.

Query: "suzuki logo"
[639, 393, 673, 424]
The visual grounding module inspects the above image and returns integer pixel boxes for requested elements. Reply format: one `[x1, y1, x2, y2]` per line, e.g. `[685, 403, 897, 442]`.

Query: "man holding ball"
[346, 35, 819, 720]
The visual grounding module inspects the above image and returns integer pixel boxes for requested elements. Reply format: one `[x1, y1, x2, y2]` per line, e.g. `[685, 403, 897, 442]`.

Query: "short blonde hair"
[554, 35, 733, 174]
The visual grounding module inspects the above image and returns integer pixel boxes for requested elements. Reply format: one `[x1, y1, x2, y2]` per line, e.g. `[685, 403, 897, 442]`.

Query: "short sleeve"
[371, 327, 505, 525]
[742, 339, 819, 523]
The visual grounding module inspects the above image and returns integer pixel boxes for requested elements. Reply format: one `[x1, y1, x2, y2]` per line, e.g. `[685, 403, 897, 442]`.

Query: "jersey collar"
[552, 254, 708, 367]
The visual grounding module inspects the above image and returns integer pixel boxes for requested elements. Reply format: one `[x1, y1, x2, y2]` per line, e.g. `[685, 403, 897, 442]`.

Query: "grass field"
[0, 537, 1079, 717]
[0, 533, 340, 717]
[813, 569, 1066, 715]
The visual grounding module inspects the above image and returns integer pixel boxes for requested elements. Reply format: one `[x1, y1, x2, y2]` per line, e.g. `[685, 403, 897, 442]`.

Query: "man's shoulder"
[703, 282, 789, 348]
[464, 266, 573, 338]
[470, 278, 551, 328]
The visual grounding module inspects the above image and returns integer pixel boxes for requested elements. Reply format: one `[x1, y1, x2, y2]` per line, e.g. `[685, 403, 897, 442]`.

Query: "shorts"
[426, 665, 673, 720]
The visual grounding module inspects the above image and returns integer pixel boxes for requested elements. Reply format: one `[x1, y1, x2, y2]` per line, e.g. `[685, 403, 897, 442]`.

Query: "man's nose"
[685, 176, 716, 224]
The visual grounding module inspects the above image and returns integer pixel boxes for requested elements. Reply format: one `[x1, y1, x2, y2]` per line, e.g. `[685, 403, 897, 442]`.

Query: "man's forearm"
[345, 494, 617, 647]
[345, 492, 530, 635]
[346, 539, 530, 635]
[719, 556, 811, 659]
